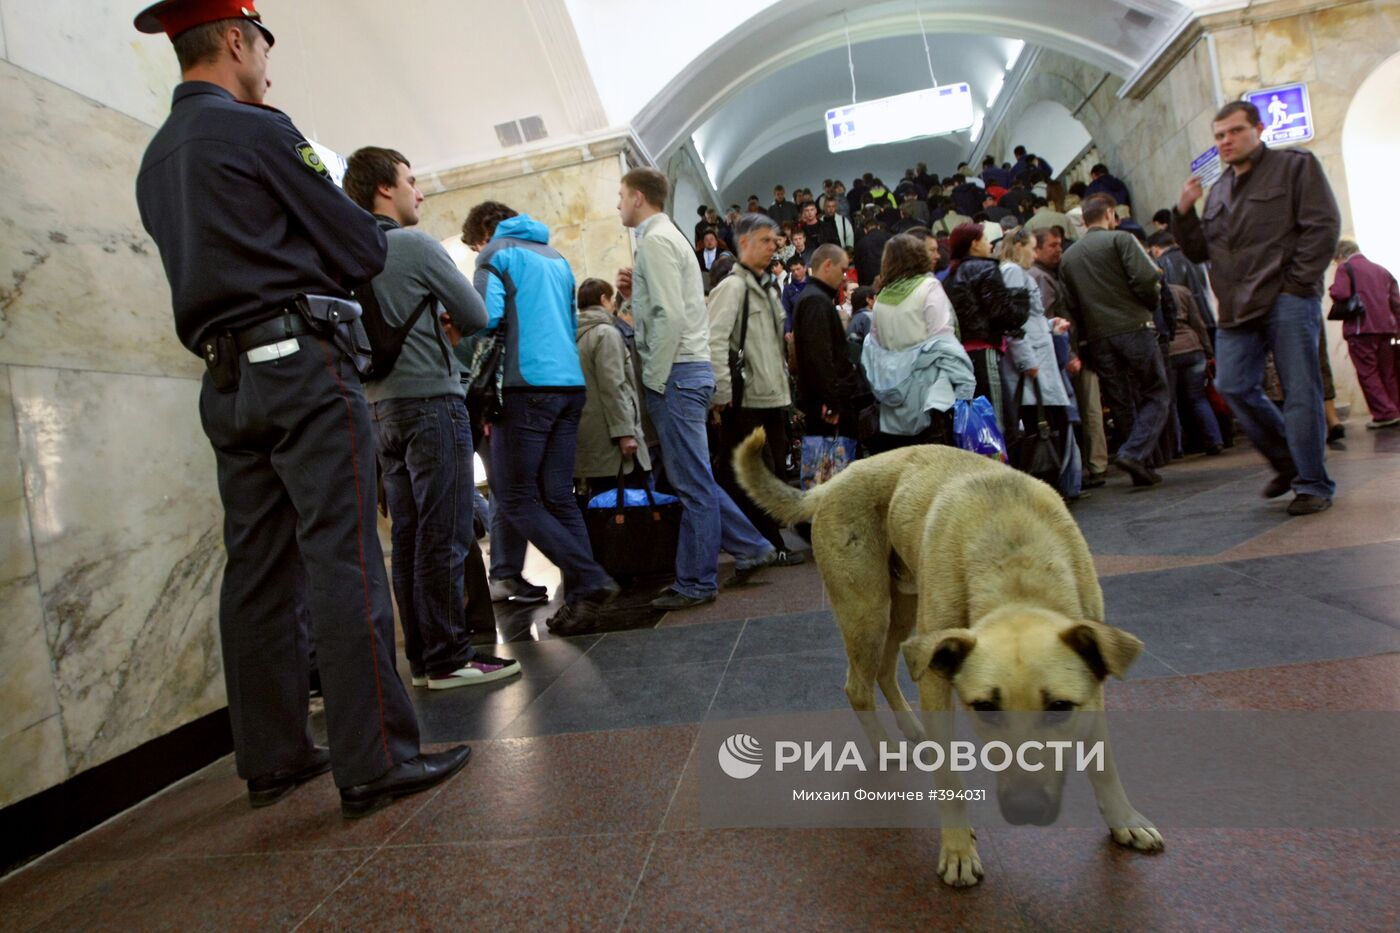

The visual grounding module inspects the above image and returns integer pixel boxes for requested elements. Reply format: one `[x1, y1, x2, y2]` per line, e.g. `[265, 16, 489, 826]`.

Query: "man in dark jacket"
[1059, 194, 1167, 487]
[1173, 100, 1341, 514]
[950, 174, 985, 216]
[793, 244, 870, 439]
[1147, 230, 1216, 335]
[1085, 163, 1132, 209]
[767, 185, 799, 227]
[853, 216, 890, 286]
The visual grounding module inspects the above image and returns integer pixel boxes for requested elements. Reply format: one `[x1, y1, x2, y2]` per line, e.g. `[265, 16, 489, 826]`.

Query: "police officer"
[133, 0, 469, 817]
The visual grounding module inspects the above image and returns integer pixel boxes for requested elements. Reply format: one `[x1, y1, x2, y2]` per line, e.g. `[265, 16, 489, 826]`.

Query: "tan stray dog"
[734, 429, 1163, 887]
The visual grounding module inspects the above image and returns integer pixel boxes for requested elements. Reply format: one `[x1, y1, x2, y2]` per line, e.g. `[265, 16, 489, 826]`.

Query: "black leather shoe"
[1262, 471, 1296, 499]
[340, 746, 471, 819]
[650, 590, 717, 610]
[247, 746, 332, 808]
[1286, 494, 1332, 516]
[1083, 472, 1108, 488]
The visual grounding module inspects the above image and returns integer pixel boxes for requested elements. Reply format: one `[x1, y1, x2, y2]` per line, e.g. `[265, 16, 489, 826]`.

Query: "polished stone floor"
[3, 430, 1399, 931]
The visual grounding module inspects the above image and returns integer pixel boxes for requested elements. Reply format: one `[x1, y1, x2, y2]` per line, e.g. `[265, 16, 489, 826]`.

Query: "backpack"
[352, 282, 446, 382]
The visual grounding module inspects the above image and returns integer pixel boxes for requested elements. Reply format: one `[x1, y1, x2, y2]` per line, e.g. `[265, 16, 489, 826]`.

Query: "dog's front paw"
[937, 827, 984, 886]
[1109, 813, 1164, 852]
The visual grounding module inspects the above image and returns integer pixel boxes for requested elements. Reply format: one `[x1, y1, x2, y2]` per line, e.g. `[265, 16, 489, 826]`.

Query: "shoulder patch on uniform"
[294, 141, 330, 178]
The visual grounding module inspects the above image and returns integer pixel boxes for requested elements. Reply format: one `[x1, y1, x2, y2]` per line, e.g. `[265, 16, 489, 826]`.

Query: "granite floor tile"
[1098, 563, 1274, 616]
[33, 755, 245, 866]
[409, 677, 550, 743]
[0, 856, 133, 930]
[584, 620, 744, 670]
[659, 561, 827, 626]
[400, 726, 695, 845]
[986, 827, 1400, 932]
[497, 660, 727, 738]
[1310, 583, 1400, 630]
[731, 609, 844, 659]
[708, 651, 852, 717]
[301, 833, 653, 931]
[1188, 653, 1400, 711]
[1113, 593, 1400, 676]
[1225, 540, 1400, 596]
[621, 828, 1026, 932]
[169, 764, 443, 857]
[40, 851, 366, 932]
[1102, 674, 1222, 711]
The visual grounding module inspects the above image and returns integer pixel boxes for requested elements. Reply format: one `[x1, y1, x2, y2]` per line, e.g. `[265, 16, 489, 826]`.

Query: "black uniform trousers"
[199, 334, 420, 788]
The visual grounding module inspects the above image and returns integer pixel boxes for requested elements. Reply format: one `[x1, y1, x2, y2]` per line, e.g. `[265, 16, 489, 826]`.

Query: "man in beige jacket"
[615, 168, 776, 610]
[707, 213, 804, 563]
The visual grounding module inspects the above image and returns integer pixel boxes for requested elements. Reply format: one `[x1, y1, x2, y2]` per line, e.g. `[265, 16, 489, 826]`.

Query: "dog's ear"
[904, 629, 977, 681]
[1060, 620, 1143, 681]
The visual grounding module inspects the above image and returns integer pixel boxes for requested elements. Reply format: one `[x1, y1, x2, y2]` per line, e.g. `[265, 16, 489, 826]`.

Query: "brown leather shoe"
[1286, 494, 1332, 516]
[1262, 471, 1296, 499]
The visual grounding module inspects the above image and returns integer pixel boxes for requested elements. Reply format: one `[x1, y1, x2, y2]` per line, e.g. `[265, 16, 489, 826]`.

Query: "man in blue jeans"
[344, 147, 521, 689]
[615, 167, 776, 610]
[463, 201, 620, 633]
[1174, 100, 1341, 515]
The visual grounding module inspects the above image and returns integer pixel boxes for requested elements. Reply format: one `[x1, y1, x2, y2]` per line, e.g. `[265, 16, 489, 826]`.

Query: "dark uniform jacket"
[1173, 143, 1340, 329]
[136, 82, 386, 353]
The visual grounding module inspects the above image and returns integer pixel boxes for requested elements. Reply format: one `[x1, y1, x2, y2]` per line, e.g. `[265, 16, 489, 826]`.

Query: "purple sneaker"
[427, 655, 521, 690]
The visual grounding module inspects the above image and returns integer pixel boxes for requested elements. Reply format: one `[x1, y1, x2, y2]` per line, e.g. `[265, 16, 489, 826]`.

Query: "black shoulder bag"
[728, 286, 752, 407]
[462, 263, 516, 421]
[1008, 373, 1064, 487]
[354, 284, 444, 382]
[1327, 262, 1366, 322]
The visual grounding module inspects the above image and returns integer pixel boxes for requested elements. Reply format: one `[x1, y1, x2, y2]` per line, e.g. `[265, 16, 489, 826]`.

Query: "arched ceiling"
[697, 32, 1024, 202]
[96, 0, 1231, 177]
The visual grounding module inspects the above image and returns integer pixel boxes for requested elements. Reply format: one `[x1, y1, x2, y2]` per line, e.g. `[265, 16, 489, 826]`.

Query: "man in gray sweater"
[343, 147, 519, 690]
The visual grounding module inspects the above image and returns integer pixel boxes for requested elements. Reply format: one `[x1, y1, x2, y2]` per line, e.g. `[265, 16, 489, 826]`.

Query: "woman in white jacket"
[998, 229, 1084, 499]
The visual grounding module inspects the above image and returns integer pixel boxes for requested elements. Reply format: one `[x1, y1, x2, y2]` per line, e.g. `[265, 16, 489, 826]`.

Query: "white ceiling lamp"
[969, 112, 985, 143]
[1005, 39, 1026, 71]
[986, 73, 1005, 109]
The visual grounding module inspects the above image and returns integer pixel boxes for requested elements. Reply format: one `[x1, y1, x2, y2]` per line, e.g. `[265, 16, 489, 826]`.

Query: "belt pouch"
[202, 332, 241, 393]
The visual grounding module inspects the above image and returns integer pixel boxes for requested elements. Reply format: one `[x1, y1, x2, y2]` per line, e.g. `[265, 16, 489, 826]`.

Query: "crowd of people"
[133, 2, 1400, 817]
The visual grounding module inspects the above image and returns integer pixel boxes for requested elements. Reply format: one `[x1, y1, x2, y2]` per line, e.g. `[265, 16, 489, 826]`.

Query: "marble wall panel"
[0, 60, 195, 381]
[0, 365, 66, 807]
[10, 366, 225, 775]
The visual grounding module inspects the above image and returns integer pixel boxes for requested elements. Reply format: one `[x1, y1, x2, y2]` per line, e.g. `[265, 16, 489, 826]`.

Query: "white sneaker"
[411, 674, 429, 688]
[427, 655, 522, 690]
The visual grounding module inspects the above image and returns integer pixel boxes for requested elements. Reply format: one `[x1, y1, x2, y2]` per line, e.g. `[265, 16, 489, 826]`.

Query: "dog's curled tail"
[732, 427, 818, 525]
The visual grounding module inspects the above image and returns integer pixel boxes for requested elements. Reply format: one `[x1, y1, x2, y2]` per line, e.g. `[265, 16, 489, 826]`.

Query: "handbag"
[463, 264, 514, 420]
[1327, 262, 1366, 322]
[582, 463, 682, 580]
[953, 396, 1008, 462]
[800, 430, 857, 490]
[1007, 374, 1064, 485]
[728, 287, 752, 407]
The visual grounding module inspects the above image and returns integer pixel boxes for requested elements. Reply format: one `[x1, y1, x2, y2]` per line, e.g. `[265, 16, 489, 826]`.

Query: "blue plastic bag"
[586, 485, 679, 509]
[953, 397, 1008, 463]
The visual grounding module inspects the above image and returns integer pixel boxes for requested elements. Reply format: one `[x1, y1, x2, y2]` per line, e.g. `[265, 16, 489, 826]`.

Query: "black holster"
[201, 333, 241, 393]
[296, 294, 372, 377]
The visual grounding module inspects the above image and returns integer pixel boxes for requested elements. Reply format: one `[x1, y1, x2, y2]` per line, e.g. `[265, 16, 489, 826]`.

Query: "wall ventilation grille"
[494, 116, 549, 148]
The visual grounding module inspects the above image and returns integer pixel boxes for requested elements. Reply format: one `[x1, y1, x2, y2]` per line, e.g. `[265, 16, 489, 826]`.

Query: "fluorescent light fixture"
[986, 74, 1005, 108]
[1005, 39, 1026, 70]
[825, 83, 974, 154]
[969, 112, 985, 143]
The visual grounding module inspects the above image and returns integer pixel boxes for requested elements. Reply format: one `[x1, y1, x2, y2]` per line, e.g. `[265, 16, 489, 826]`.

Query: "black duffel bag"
[582, 463, 681, 580]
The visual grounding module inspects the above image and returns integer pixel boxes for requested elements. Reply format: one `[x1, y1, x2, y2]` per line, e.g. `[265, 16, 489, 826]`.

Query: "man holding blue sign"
[1172, 100, 1341, 515]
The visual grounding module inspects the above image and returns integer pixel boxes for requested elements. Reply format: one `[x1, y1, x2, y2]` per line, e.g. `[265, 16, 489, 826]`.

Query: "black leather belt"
[233, 313, 317, 352]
